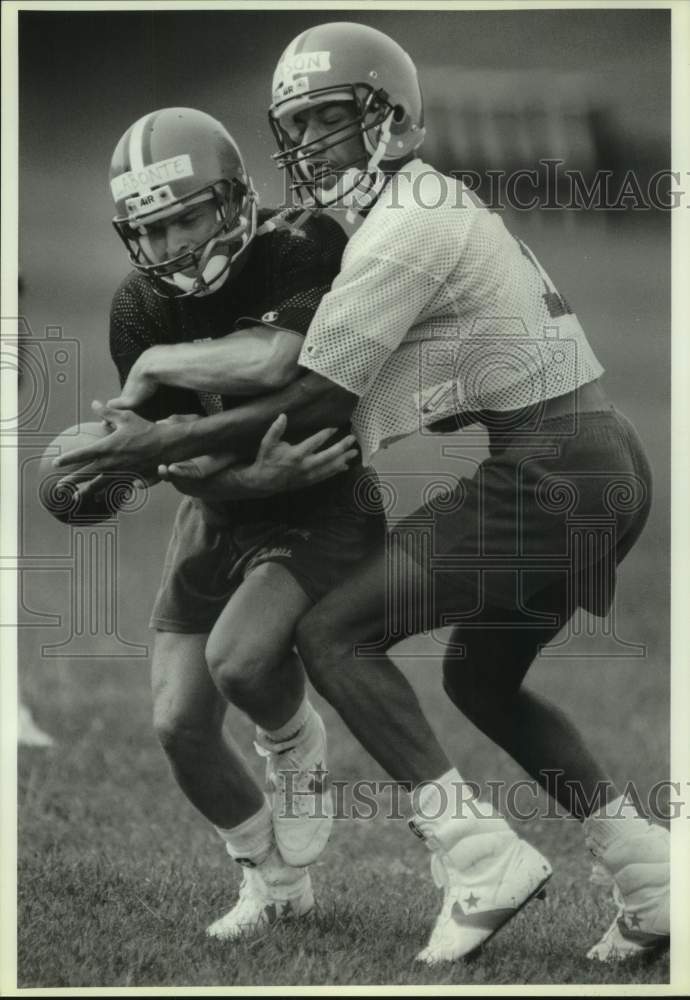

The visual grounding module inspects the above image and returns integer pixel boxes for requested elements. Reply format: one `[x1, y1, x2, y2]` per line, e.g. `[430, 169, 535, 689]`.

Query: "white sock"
[411, 768, 512, 848]
[256, 697, 313, 750]
[215, 798, 273, 866]
[584, 794, 650, 855]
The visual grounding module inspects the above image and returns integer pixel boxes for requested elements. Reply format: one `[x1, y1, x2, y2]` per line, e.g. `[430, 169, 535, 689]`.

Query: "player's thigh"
[297, 538, 427, 654]
[151, 630, 224, 737]
[205, 561, 313, 677]
[442, 582, 574, 713]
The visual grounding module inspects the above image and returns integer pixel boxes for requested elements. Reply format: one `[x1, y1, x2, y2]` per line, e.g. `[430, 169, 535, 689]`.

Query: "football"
[37, 421, 139, 525]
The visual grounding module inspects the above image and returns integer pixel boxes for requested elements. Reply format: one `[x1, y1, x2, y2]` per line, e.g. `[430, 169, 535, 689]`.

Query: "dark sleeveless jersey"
[110, 208, 346, 417]
[108, 208, 361, 522]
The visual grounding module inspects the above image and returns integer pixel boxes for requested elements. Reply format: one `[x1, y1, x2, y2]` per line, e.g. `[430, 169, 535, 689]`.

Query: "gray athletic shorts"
[150, 467, 387, 633]
[395, 406, 652, 621]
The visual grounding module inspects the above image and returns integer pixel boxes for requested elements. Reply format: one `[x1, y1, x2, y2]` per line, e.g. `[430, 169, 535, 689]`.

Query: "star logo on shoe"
[451, 901, 517, 931]
[615, 915, 667, 947]
[464, 893, 480, 909]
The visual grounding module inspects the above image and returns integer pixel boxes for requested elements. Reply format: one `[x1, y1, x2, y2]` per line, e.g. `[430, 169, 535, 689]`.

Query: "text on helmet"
[111, 154, 194, 201]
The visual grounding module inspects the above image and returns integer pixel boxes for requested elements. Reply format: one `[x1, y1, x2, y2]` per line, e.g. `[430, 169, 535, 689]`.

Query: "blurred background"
[16, 5, 669, 797]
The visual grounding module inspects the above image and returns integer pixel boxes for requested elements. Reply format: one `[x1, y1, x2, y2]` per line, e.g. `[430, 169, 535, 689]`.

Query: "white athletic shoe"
[587, 823, 670, 961]
[256, 711, 334, 867]
[206, 849, 315, 941]
[412, 822, 552, 965]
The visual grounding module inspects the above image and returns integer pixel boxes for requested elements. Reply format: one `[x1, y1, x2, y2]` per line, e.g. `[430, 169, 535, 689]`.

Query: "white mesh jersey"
[299, 158, 604, 463]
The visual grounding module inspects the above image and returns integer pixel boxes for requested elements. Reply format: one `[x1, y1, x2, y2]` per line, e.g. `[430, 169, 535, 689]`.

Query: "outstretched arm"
[54, 373, 356, 477]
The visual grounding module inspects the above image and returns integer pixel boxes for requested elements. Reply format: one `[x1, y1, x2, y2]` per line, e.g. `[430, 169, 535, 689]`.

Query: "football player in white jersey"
[57, 25, 670, 965]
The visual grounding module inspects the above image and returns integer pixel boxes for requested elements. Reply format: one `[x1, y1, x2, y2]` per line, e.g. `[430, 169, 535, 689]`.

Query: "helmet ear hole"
[390, 107, 411, 136]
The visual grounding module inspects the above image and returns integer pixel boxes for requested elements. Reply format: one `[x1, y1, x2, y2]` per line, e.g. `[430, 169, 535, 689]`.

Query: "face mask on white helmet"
[271, 88, 403, 219]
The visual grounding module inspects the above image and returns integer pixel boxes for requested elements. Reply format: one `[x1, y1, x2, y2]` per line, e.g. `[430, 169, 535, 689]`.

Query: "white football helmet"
[269, 22, 425, 212]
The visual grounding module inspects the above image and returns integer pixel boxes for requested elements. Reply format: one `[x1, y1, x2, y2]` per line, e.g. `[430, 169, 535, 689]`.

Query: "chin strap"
[162, 191, 257, 297]
[313, 110, 395, 221]
[164, 253, 230, 296]
[343, 169, 390, 223]
[365, 108, 394, 169]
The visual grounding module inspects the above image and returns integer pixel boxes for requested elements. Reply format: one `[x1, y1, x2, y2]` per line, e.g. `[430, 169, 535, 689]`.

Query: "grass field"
[15, 216, 672, 988]
[16, 648, 670, 987]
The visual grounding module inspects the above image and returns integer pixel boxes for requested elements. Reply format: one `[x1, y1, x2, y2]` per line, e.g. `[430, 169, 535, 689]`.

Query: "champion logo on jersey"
[262, 311, 279, 323]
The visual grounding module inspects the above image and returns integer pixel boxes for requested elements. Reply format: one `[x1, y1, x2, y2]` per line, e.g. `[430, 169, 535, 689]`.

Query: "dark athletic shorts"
[394, 405, 653, 629]
[150, 466, 386, 633]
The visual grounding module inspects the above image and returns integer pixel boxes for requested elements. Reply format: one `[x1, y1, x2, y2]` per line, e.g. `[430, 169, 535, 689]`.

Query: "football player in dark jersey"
[66, 107, 385, 940]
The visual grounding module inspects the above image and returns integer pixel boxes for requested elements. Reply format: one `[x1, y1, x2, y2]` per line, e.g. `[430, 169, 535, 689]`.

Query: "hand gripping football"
[38, 421, 144, 525]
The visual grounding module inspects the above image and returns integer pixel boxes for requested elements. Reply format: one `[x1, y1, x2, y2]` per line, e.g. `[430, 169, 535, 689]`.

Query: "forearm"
[143, 329, 302, 396]
[171, 465, 261, 501]
[165, 415, 358, 500]
[157, 372, 357, 464]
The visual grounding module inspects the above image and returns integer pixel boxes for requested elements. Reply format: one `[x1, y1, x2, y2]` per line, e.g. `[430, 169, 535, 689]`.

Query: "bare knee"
[152, 700, 222, 761]
[205, 632, 276, 705]
[151, 630, 222, 760]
